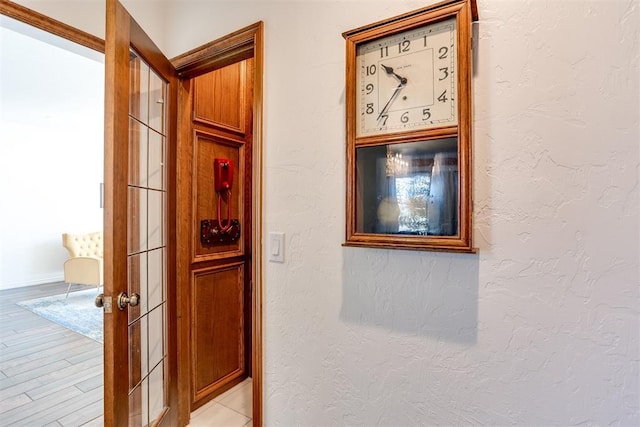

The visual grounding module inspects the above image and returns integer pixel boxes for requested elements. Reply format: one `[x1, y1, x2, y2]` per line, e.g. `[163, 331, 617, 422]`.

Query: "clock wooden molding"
[343, 0, 478, 253]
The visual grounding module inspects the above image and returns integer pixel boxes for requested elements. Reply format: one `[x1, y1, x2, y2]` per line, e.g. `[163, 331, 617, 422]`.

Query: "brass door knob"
[95, 293, 105, 308]
[117, 292, 140, 310]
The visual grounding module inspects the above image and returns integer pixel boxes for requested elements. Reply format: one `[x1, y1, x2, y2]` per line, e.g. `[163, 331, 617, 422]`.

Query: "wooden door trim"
[172, 21, 264, 426]
[171, 22, 260, 78]
[0, 0, 104, 53]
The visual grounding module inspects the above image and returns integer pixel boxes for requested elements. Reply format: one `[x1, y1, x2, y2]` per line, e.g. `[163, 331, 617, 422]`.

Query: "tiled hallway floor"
[188, 378, 252, 426]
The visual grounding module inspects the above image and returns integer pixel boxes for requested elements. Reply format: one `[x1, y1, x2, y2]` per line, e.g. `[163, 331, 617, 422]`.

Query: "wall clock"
[343, 0, 478, 252]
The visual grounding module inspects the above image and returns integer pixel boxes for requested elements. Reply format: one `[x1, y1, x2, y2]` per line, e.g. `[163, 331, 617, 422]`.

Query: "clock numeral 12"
[398, 40, 410, 53]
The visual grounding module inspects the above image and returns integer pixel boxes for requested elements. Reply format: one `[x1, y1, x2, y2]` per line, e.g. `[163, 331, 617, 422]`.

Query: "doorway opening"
[171, 22, 264, 426]
[0, 6, 105, 425]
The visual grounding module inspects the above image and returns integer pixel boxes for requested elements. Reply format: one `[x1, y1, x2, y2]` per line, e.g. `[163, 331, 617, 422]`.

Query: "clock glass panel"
[355, 17, 457, 138]
[355, 138, 459, 236]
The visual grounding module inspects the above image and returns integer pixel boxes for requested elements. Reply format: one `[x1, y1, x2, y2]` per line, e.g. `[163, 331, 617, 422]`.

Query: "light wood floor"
[0, 281, 104, 426]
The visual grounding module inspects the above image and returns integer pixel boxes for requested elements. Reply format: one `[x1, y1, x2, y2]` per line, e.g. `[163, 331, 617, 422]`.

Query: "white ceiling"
[0, 14, 104, 124]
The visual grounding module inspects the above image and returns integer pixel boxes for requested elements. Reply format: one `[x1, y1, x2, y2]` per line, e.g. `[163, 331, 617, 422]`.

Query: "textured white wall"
[7, 0, 638, 424]
[162, 1, 639, 425]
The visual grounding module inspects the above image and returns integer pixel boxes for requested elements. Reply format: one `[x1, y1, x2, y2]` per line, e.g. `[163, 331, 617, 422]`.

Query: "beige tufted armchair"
[62, 231, 104, 298]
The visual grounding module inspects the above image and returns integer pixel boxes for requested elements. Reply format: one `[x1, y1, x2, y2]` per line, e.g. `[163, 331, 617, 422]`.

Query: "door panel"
[192, 264, 245, 401]
[194, 131, 245, 259]
[104, 0, 178, 425]
[193, 61, 247, 135]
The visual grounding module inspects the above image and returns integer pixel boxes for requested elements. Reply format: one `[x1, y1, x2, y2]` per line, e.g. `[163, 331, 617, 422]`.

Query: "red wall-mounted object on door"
[201, 158, 240, 245]
[214, 158, 233, 192]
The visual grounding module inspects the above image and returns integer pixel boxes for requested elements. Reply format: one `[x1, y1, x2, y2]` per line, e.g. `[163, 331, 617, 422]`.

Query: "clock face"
[355, 17, 457, 138]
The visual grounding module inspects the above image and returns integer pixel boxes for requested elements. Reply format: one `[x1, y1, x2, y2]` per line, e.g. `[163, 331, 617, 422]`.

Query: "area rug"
[17, 288, 103, 343]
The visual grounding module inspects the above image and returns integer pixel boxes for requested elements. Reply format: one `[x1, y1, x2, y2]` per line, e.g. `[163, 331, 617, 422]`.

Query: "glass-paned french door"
[127, 49, 168, 425]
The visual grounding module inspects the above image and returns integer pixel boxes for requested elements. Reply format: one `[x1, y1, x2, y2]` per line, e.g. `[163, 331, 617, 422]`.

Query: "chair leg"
[65, 283, 73, 299]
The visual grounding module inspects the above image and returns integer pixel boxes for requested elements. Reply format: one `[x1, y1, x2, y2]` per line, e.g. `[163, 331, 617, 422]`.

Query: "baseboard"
[0, 274, 65, 290]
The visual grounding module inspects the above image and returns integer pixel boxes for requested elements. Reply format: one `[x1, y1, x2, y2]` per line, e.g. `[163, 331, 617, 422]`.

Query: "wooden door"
[185, 57, 255, 410]
[103, 0, 178, 424]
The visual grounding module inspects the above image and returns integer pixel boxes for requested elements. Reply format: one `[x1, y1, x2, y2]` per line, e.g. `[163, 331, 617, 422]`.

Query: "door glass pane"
[147, 248, 163, 310]
[129, 381, 148, 427]
[148, 190, 163, 250]
[148, 306, 164, 369]
[128, 253, 147, 320]
[148, 68, 166, 134]
[129, 54, 149, 124]
[128, 318, 144, 389]
[148, 362, 165, 421]
[148, 130, 164, 190]
[128, 187, 148, 254]
[129, 118, 148, 187]
[127, 48, 168, 426]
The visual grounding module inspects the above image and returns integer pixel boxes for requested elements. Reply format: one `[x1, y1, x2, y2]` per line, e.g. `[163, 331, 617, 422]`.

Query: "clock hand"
[381, 64, 408, 85]
[377, 81, 406, 121]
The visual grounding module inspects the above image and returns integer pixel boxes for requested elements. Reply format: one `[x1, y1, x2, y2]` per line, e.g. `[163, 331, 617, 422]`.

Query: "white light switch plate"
[268, 232, 285, 263]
